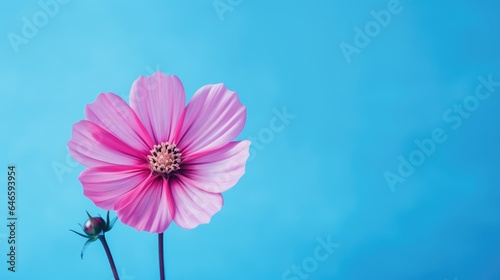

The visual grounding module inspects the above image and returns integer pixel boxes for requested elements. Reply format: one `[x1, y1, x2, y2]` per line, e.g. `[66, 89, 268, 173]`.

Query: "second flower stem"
[159, 233, 165, 280]
[99, 235, 120, 280]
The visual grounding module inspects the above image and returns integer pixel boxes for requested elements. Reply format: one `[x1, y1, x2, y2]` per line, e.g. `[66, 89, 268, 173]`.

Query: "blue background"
[1, 0, 500, 279]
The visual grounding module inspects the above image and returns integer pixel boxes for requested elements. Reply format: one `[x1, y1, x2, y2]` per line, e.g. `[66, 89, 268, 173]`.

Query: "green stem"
[99, 235, 120, 280]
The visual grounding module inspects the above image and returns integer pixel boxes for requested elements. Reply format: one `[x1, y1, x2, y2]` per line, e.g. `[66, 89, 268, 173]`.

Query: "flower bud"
[71, 211, 118, 259]
[83, 217, 106, 236]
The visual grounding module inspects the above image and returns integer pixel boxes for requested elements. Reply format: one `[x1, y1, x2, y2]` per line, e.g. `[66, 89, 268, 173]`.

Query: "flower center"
[147, 142, 182, 175]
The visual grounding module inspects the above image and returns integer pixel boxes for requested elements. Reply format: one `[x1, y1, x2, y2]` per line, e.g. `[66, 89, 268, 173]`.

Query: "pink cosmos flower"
[68, 72, 250, 233]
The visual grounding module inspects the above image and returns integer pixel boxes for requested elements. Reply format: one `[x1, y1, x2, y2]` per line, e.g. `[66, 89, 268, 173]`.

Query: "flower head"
[70, 211, 117, 259]
[68, 72, 250, 233]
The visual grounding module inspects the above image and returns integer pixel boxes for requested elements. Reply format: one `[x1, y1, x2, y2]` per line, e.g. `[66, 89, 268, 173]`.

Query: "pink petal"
[68, 120, 145, 168]
[115, 177, 175, 233]
[79, 165, 150, 210]
[178, 84, 247, 156]
[182, 141, 250, 193]
[170, 175, 223, 229]
[85, 92, 154, 153]
[129, 72, 186, 144]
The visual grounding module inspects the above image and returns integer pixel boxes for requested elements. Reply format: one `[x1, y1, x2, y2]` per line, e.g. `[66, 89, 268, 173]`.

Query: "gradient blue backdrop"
[1, 1, 500, 279]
